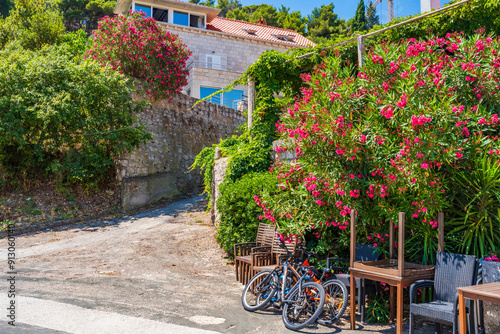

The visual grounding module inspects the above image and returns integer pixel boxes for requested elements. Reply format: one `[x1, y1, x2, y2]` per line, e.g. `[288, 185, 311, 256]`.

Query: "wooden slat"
[398, 212, 405, 277]
[350, 210, 356, 268]
[389, 220, 394, 259]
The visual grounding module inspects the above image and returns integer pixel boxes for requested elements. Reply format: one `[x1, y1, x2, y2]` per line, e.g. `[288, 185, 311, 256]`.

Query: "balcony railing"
[186, 61, 240, 72]
[205, 94, 247, 109]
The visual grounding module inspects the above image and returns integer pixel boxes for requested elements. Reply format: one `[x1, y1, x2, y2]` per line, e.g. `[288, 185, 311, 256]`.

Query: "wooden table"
[350, 264, 434, 334]
[457, 282, 500, 334]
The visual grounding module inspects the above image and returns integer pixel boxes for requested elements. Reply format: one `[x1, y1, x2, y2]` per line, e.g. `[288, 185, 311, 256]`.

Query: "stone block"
[121, 172, 181, 210]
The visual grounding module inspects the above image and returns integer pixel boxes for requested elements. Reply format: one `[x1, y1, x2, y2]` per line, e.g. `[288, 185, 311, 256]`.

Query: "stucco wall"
[117, 93, 245, 209]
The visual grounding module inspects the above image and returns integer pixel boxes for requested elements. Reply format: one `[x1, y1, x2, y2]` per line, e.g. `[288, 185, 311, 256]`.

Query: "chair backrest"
[255, 223, 276, 246]
[434, 251, 477, 303]
[271, 235, 303, 257]
[356, 243, 380, 262]
[481, 260, 500, 284]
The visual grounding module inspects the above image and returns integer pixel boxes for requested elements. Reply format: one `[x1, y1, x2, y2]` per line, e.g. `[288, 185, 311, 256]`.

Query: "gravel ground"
[0, 196, 443, 333]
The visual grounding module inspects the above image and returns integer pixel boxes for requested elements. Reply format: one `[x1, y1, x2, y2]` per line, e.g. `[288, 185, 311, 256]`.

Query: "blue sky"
[239, 0, 455, 25]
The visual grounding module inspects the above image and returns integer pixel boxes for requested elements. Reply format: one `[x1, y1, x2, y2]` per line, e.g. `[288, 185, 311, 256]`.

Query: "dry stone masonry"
[118, 93, 245, 209]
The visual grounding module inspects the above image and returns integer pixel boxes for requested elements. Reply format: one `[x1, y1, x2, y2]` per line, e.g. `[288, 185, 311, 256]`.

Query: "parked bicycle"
[241, 240, 348, 330]
[242, 240, 326, 330]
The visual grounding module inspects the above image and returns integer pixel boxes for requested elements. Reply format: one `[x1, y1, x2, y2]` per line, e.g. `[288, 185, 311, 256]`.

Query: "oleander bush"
[258, 32, 500, 260]
[87, 11, 191, 99]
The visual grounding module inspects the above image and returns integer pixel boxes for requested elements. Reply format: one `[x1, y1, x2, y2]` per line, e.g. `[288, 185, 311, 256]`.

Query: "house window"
[200, 87, 221, 105]
[190, 14, 205, 28]
[134, 4, 152, 17]
[206, 54, 221, 70]
[153, 8, 168, 23]
[173, 11, 189, 26]
[200, 87, 244, 108]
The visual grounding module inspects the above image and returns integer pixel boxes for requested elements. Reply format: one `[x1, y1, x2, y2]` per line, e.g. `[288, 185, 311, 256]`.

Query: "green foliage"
[0, 0, 12, 17]
[5, 0, 65, 50]
[189, 0, 215, 7]
[365, 293, 390, 324]
[449, 153, 500, 258]
[351, 0, 368, 32]
[307, 3, 348, 39]
[366, 1, 380, 30]
[226, 7, 249, 21]
[55, 0, 115, 33]
[216, 0, 241, 18]
[216, 172, 279, 257]
[0, 44, 150, 189]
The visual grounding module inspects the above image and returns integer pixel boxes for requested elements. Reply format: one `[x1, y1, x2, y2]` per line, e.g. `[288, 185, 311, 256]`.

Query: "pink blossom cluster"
[87, 11, 191, 99]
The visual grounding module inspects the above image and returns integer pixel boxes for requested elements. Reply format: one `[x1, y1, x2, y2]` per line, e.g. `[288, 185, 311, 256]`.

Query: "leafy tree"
[0, 0, 12, 17]
[366, 1, 380, 29]
[216, 0, 241, 18]
[55, 0, 115, 33]
[307, 3, 346, 39]
[85, 0, 114, 31]
[351, 0, 368, 32]
[226, 7, 249, 21]
[189, 0, 215, 7]
[5, 0, 65, 49]
[278, 9, 306, 35]
[249, 4, 277, 26]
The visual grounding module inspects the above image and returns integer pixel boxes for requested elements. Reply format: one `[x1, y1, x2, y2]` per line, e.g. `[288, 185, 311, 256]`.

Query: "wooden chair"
[252, 235, 304, 275]
[234, 222, 276, 285]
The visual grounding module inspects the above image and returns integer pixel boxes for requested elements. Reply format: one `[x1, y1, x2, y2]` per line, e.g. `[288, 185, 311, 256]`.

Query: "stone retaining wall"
[118, 93, 245, 209]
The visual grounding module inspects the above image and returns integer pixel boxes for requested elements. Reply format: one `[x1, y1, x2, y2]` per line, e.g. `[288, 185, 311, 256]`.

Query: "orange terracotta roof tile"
[207, 17, 315, 48]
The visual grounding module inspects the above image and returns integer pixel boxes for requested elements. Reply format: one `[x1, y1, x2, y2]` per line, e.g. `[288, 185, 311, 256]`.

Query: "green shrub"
[216, 172, 280, 258]
[0, 44, 150, 189]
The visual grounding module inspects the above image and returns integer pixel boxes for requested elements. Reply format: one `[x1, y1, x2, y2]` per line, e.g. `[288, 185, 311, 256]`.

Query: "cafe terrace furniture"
[327, 243, 380, 322]
[234, 222, 276, 284]
[349, 212, 441, 334]
[458, 282, 500, 334]
[409, 252, 477, 334]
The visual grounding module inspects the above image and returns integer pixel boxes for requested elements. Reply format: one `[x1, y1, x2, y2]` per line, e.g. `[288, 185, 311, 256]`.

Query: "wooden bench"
[234, 222, 276, 285]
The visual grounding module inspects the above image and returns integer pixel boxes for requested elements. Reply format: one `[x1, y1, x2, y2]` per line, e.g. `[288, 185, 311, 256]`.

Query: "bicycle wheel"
[282, 281, 325, 331]
[317, 279, 348, 326]
[241, 270, 277, 312]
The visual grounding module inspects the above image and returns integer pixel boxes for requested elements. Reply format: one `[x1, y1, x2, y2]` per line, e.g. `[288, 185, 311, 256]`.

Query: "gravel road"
[0, 196, 437, 333]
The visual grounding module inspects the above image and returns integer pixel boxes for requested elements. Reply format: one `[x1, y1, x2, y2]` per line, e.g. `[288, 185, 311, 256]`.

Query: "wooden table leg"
[390, 285, 395, 323]
[458, 290, 466, 334]
[350, 273, 356, 330]
[397, 282, 403, 334]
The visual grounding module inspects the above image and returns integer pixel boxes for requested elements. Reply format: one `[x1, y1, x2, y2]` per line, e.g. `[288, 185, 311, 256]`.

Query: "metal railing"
[186, 61, 241, 72]
[204, 95, 247, 109]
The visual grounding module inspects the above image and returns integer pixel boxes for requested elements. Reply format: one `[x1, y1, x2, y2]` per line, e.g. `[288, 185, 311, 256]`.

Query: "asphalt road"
[0, 196, 435, 334]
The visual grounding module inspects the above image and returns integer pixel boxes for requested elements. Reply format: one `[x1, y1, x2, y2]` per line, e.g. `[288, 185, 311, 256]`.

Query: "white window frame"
[205, 54, 221, 70]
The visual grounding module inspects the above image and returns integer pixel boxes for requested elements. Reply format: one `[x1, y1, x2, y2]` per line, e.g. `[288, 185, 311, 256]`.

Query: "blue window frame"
[173, 11, 189, 26]
[223, 89, 244, 108]
[200, 87, 221, 105]
[134, 4, 151, 17]
[200, 87, 244, 108]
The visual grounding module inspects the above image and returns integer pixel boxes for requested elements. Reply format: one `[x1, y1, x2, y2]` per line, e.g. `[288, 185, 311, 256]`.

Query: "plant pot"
[482, 261, 500, 334]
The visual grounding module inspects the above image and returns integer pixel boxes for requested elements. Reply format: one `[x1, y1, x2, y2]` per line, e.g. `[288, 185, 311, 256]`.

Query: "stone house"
[114, 0, 315, 108]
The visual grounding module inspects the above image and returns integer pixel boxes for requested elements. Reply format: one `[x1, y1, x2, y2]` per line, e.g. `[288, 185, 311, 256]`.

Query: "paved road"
[0, 196, 435, 334]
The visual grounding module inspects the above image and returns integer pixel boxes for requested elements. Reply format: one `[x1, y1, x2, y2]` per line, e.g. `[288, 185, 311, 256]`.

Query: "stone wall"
[118, 93, 245, 209]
